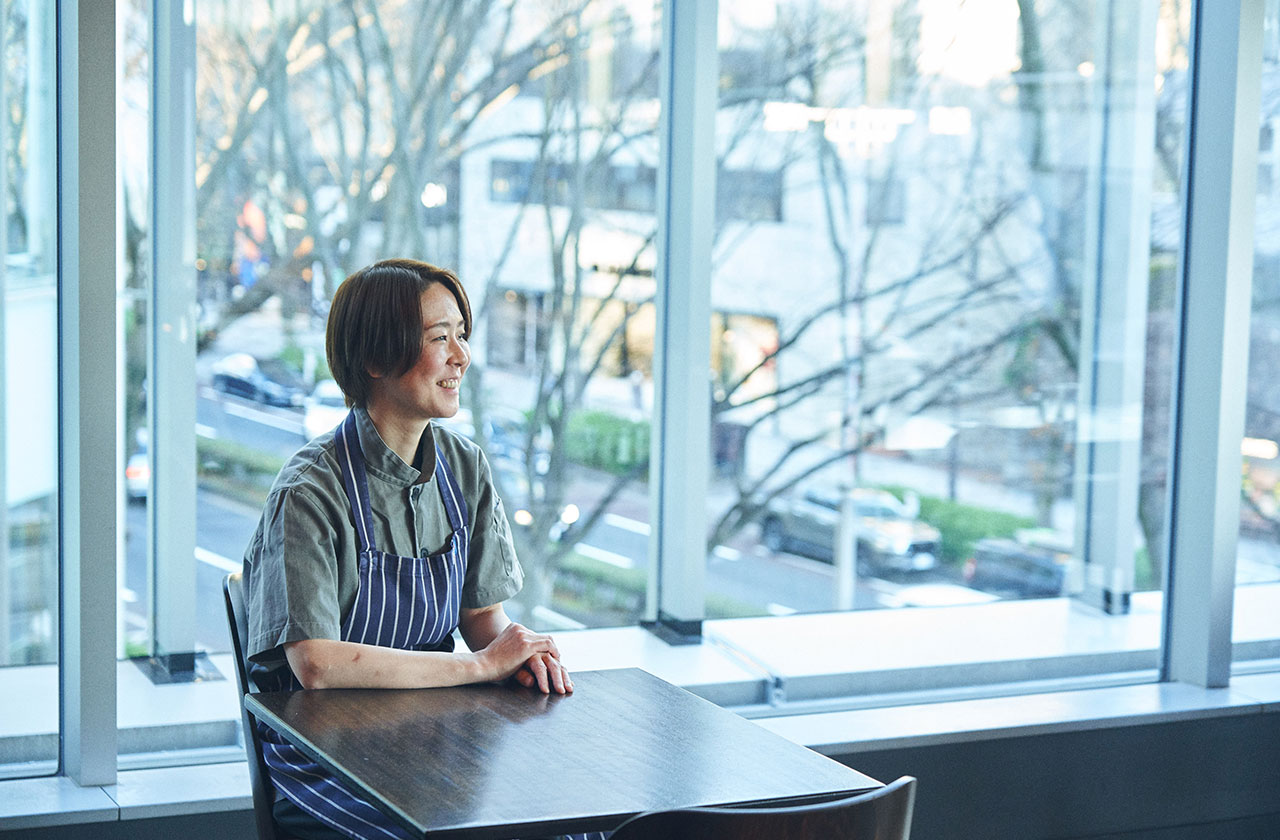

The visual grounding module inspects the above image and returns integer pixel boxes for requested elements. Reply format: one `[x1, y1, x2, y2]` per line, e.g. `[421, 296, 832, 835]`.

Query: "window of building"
[865, 175, 906, 225]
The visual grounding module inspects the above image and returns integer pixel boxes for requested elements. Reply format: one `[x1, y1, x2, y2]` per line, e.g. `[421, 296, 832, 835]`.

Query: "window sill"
[756, 673, 1280, 755]
[0, 762, 251, 830]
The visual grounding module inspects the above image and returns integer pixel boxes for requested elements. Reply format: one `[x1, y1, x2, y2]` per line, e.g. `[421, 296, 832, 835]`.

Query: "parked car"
[760, 485, 941, 574]
[302, 378, 349, 441]
[962, 534, 1072, 598]
[210, 352, 305, 408]
[125, 448, 149, 501]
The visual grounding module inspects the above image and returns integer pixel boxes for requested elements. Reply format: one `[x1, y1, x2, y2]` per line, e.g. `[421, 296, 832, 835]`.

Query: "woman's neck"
[364, 405, 428, 467]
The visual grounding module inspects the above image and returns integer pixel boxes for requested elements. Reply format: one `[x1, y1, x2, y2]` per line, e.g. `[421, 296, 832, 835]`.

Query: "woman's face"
[370, 282, 470, 423]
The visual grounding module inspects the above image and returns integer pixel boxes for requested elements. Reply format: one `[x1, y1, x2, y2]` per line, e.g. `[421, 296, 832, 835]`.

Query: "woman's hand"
[460, 605, 573, 694]
[476, 622, 566, 689]
[514, 651, 574, 695]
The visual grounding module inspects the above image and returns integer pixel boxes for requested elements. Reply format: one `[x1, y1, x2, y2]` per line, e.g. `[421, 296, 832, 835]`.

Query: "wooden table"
[246, 667, 880, 839]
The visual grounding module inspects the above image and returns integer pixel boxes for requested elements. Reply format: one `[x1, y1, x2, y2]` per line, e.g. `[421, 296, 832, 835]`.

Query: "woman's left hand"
[515, 651, 574, 694]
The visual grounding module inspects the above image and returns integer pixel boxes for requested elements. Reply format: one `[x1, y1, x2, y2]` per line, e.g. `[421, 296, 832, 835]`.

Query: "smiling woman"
[239, 258, 599, 840]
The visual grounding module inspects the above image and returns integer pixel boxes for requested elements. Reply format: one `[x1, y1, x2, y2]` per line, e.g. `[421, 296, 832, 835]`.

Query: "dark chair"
[609, 775, 916, 840]
[223, 571, 284, 840]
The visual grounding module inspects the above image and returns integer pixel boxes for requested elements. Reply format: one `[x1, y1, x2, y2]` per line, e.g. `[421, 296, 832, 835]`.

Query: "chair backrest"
[223, 571, 280, 840]
[609, 775, 916, 840]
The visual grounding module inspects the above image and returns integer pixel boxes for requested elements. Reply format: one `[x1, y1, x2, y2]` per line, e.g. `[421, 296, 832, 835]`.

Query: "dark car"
[963, 536, 1072, 598]
[210, 352, 305, 408]
[761, 485, 941, 574]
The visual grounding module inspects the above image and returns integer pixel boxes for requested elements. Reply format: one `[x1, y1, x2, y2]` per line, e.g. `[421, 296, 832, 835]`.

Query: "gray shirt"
[242, 407, 524, 679]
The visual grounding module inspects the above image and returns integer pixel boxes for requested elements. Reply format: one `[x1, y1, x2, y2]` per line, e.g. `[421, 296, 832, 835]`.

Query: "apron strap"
[433, 444, 469, 533]
[336, 412, 377, 554]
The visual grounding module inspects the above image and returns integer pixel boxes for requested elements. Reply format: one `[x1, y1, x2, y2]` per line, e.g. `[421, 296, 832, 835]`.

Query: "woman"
[242, 258, 600, 840]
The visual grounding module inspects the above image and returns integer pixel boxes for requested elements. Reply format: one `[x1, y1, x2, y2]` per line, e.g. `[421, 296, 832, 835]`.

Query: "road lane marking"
[773, 554, 837, 576]
[603, 513, 650, 535]
[221, 400, 306, 434]
[195, 546, 242, 574]
[575, 543, 635, 569]
[196, 423, 218, 438]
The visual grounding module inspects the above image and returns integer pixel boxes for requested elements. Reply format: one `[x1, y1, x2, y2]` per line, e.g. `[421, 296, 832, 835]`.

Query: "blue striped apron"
[258, 412, 606, 840]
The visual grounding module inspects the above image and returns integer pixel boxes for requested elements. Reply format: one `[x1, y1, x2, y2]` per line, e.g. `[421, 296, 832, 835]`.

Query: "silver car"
[760, 485, 941, 574]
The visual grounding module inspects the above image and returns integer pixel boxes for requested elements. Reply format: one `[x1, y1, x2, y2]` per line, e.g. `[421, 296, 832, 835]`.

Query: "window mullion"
[1164, 0, 1264, 688]
[58, 0, 118, 785]
[648, 0, 717, 642]
[147, 0, 199, 679]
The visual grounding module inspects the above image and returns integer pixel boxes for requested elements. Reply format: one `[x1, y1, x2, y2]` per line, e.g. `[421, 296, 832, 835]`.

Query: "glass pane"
[708, 1, 1182, 691]
[1, 0, 59, 778]
[1237, 0, 1280, 669]
[120, 0, 151, 665]
[194, 1, 658, 637]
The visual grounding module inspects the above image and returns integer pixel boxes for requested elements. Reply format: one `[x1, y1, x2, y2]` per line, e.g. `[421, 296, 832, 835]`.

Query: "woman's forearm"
[285, 613, 560, 690]
[284, 638, 486, 689]
[458, 603, 512, 652]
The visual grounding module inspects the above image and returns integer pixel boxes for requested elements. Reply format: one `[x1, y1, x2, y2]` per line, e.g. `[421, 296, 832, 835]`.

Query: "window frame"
[58, 0, 118, 785]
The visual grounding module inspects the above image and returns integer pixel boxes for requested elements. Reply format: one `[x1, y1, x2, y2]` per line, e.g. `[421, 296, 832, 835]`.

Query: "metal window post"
[146, 0, 199, 679]
[647, 0, 716, 643]
[1163, 0, 1264, 688]
[58, 0, 117, 785]
[1073, 2, 1159, 616]
[0, 0, 9, 665]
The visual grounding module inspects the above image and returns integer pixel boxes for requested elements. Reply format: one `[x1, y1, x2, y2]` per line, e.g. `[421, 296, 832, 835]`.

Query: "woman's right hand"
[477, 621, 561, 684]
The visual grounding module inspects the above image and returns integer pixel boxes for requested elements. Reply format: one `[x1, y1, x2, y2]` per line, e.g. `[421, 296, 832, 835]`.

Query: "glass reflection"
[707, 0, 1183, 629]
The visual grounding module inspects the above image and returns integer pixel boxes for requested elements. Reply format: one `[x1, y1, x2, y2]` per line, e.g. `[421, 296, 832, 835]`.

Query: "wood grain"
[246, 667, 880, 839]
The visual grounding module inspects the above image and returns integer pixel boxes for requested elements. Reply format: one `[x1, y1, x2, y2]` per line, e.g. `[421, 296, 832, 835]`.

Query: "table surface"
[246, 667, 881, 839]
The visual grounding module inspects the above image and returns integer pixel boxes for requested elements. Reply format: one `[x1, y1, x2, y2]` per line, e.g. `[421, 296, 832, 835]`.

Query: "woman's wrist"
[459, 649, 493, 684]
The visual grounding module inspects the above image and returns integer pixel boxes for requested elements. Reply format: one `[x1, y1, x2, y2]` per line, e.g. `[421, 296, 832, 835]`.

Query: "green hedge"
[881, 485, 1037, 566]
[919, 497, 1035, 565]
[277, 344, 330, 383]
[196, 436, 286, 506]
[563, 410, 649, 475]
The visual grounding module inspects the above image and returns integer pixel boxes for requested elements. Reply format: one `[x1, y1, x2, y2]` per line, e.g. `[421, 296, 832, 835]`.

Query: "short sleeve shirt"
[242, 407, 524, 682]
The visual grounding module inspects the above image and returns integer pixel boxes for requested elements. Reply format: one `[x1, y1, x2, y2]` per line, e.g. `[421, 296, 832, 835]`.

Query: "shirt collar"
[352, 406, 438, 487]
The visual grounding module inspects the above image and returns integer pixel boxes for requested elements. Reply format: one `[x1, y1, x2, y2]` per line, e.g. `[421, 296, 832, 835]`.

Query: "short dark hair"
[325, 258, 472, 409]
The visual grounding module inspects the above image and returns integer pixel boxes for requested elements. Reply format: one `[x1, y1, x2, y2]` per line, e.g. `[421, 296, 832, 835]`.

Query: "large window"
[183, 0, 661, 649]
[2, 0, 1271, 791]
[1, 0, 58, 779]
[702, 1, 1184, 692]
